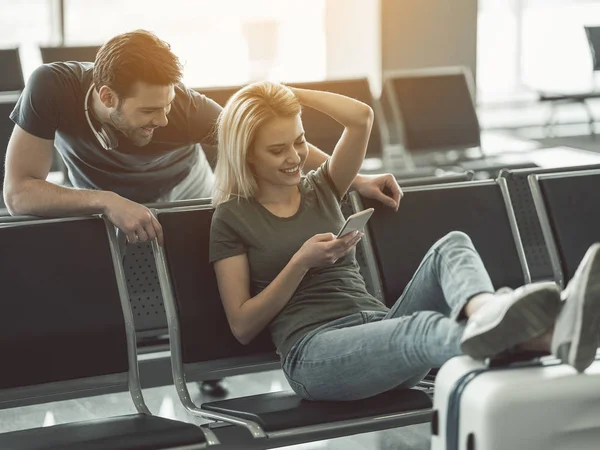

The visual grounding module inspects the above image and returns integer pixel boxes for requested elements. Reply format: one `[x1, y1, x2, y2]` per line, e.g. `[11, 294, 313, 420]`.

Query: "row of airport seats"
[1, 57, 536, 208]
[126, 172, 476, 344]
[0, 69, 486, 210]
[196, 72, 540, 178]
[1, 166, 599, 448]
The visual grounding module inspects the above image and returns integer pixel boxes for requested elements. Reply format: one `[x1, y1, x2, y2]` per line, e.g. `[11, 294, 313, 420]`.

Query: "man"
[3, 30, 402, 396]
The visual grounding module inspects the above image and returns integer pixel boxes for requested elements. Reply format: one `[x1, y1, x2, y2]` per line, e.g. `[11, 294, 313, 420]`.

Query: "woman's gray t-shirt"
[209, 162, 388, 359]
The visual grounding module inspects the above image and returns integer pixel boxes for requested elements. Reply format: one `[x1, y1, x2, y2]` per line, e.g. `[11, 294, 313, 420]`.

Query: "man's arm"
[3, 125, 111, 216]
[3, 125, 164, 245]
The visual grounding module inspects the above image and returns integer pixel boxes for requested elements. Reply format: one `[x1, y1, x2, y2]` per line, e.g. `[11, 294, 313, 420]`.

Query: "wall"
[380, 0, 478, 82]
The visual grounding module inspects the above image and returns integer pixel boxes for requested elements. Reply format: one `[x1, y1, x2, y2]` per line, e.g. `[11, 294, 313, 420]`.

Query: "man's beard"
[109, 109, 153, 147]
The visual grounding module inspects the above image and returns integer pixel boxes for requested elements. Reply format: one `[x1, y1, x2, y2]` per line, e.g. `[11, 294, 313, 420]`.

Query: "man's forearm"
[5, 178, 112, 217]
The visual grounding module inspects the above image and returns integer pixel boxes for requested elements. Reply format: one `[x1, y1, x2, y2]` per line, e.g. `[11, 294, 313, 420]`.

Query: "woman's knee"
[436, 231, 473, 250]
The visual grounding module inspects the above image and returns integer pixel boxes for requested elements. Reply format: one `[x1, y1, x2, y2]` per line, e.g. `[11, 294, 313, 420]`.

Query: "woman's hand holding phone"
[293, 231, 363, 271]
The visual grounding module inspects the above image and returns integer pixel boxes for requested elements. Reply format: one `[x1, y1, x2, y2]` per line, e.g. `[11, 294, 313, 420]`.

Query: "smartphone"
[337, 208, 374, 238]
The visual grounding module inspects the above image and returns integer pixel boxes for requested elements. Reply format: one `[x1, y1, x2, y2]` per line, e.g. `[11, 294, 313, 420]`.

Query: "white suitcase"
[431, 355, 600, 450]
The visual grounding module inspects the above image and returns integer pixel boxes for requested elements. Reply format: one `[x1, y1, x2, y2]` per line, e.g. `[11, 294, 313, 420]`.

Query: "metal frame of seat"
[0, 216, 213, 448]
[499, 164, 600, 283]
[149, 176, 530, 445]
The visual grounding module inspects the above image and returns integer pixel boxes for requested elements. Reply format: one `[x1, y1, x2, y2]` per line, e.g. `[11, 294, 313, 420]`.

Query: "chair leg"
[581, 100, 596, 136]
[545, 103, 556, 138]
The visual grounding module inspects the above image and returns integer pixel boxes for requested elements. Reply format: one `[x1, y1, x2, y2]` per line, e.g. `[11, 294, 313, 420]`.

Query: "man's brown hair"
[93, 30, 183, 98]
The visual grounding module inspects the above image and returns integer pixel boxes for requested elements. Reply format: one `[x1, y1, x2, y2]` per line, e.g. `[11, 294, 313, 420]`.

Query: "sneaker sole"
[461, 284, 561, 360]
[568, 245, 600, 372]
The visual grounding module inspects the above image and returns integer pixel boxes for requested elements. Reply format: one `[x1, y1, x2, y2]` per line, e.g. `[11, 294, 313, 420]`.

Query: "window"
[477, 0, 600, 104]
[0, 0, 53, 80]
[64, 0, 326, 88]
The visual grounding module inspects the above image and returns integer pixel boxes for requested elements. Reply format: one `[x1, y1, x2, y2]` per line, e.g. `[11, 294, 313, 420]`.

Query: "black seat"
[357, 179, 528, 306]
[501, 164, 600, 282]
[529, 168, 600, 287]
[0, 48, 25, 92]
[383, 67, 541, 175]
[194, 79, 387, 160]
[0, 414, 205, 450]
[0, 217, 208, 449]
[383, 67, 481, 160]
[203, 388, 430, 433]
[40, 45, 101, 63]
[151, 204, 432, 447]
[288, 78, 386, 159]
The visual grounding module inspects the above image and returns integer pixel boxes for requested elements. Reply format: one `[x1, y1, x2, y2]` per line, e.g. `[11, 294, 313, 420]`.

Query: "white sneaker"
[552, 243, 600, 372]
[461, 282, 561, 360]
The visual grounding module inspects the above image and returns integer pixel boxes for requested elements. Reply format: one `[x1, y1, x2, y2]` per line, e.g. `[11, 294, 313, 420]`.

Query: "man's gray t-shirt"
[209, 162, 389, 359]
[10, 62, 221, 203]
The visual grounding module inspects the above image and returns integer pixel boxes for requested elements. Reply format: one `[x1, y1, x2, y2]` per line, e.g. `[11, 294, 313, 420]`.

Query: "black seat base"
[203, 388, 432, 433]
[0, 413, 206, 450]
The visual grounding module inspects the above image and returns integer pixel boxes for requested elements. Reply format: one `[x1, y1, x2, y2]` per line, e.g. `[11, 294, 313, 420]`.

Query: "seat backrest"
[156, 206, 275, 366]
[384, 67, 481, 154]
[122, 199, 213, 340]
[501, 164, 600, 283]
[530, 169, 600, 287]
[0, 49, 25, 92]
[40, 45, 101, 63]
[359, 180, 527, 306]
[584, 26, 600, 72]
[195, 79, 386, 158]
[0, 217, 135, 407]
[288, 78, 385, 158]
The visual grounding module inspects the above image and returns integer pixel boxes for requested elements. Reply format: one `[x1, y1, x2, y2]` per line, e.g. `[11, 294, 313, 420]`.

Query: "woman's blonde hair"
[212, 81, 301, 206]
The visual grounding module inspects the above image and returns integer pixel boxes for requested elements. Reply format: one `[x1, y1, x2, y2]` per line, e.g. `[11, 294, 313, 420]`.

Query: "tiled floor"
[0, 369, 431, 449]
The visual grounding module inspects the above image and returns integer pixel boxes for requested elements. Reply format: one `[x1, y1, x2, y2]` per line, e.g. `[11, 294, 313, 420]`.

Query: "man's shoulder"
[28, 61, 91, 100]
[33, 61, 91, 84]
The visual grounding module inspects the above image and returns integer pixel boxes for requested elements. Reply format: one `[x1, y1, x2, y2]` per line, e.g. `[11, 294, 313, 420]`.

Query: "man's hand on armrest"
[3, 124, 163, 245]
[351, 173, 403, 211]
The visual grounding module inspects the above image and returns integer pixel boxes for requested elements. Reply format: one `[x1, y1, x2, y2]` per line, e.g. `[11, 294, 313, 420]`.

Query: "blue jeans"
[282, 231, 495, 401]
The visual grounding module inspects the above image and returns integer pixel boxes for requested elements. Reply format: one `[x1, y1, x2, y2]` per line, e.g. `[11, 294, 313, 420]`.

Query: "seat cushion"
[203, 388, 432, 432]
[0, 413, 205, 450]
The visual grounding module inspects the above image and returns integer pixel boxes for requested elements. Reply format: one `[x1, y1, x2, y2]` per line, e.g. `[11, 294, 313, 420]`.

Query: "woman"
[209, 82, 600, 401]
